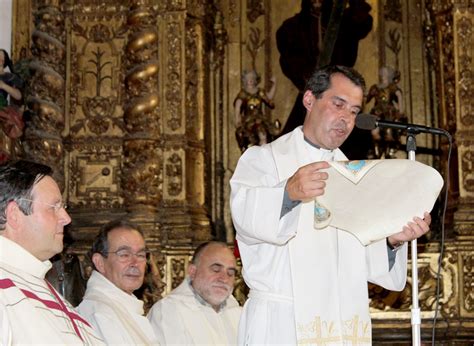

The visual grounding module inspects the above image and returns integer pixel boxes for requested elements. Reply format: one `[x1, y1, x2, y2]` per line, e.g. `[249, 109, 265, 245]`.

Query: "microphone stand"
[406, 130, 421, 346]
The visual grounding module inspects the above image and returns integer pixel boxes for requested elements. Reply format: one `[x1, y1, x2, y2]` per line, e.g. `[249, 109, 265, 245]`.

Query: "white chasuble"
[230, 127, 409, 345]
[147, 279, 241, 345]
[78, 270, 159, 345]
[0, 236, 105, 345]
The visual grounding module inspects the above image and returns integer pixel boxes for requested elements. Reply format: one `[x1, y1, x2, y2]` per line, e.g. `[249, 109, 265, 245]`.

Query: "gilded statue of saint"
[0, 49, 24, 162]
[234, 70, 280, 152]
[366, 66, 406, 158]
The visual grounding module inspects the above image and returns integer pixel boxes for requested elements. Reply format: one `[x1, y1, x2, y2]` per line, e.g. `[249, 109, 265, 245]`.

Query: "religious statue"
[0, 49, 25, 163]
[276, 0, 374, 161]
[234, 70, 280, 152]
[46, 253, 88, 307]
[366, 66, 406, 158]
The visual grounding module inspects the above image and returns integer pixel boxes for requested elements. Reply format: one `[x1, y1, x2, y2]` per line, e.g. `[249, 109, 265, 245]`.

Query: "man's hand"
[387, 212, 431, 247]
[286, 161, 330, 202]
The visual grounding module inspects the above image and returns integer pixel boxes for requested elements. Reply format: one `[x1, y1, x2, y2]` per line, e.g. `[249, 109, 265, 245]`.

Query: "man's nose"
[218, 271, 234, 284]
[59, 208, 72, 225]
[129, 254, 141, 265]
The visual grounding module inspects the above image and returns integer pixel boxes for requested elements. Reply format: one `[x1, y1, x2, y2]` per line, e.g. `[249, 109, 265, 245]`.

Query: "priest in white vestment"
[148, 242, 242, 345]
[78, 219, 159, 345]
[0, 160, 104, 345]
[230, 66, 432, 345]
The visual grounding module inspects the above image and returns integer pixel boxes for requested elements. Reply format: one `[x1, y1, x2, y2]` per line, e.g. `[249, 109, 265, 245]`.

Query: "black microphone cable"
[431, 131, 453, 345]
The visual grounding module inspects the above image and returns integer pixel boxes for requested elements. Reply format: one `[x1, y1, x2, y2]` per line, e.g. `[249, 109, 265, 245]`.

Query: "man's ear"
[303, 90, 316, 112]
[92, 253, 105, 274]
[188, 263, 197, 280]
[5, 201, 22, 231]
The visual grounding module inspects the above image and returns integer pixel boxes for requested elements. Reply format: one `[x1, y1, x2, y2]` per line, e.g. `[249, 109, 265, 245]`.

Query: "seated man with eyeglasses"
[78, 219, 159, 345]
[0, 160, 104, 344]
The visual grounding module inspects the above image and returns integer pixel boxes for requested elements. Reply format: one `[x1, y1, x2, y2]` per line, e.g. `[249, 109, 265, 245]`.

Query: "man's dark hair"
[0, 160, 53, 230]
[304, 65, 366, 99]
[90, 219, 144, 259]
[191, 241, 230, 266]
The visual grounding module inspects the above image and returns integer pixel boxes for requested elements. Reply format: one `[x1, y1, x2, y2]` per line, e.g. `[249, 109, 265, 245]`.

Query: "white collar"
[0, 235, 52, 278]
[84, 270, 145, 315]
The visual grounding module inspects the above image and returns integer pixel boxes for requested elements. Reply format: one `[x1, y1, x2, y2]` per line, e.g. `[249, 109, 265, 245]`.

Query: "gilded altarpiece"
[11, 0, 224, 307]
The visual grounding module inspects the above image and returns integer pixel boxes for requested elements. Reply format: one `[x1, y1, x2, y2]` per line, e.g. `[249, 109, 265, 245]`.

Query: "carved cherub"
[234, 70, 280, 152]
[366, 66, 406, 158]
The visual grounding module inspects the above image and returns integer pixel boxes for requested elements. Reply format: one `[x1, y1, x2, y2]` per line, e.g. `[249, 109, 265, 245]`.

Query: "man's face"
[0, 51, 4, 68]
[310, 0, 323, 15]
[189, 244, 237, 310]
[94, 228, 146, 295]
[244, 72, 257, 90]
[17, 176, 71, 261]
[302, 73, 363, 150]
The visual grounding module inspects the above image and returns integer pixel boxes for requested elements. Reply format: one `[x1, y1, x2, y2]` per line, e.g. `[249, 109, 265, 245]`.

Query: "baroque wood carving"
[23, 2, 66, 189]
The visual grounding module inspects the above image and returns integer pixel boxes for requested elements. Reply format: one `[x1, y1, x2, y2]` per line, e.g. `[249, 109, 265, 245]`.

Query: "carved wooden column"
[422, 0, 474, 341]
[121, 1, 164, 306]
[155, 0, 216, 297]
[123, 1, 160, 219]
[452, 2, 474, 232]
[157, 0, 211, 248]
[209, 8, 229, 242]
[425, 0, 460, 231]
[451, 0, 474, 326]
[23, 1, 66, 188]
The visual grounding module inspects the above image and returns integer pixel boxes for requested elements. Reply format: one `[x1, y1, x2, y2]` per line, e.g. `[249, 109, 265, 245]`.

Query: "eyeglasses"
[103, 249, 149, 263]
[18, 198, 68, 214]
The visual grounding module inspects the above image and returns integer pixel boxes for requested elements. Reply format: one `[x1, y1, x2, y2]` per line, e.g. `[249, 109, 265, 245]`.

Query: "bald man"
[148, 241, 242, 345]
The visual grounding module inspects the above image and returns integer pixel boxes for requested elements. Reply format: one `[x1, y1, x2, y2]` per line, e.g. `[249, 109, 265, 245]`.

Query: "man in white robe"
[230, 65, 432, 345]
[0, 160, 104, 345]
[78, 219, 159, 345]
[148, 242, 242, 345]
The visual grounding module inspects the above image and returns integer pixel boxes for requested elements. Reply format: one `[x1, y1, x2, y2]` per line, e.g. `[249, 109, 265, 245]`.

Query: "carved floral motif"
[171, 257, 186, 289]
[165, 19, 183, 131]
[462, 253, 474, 312]
[247, 0, 264, 23]
[213, 10, 228, 69]
[165, 153, 183, 197]
[122, 139, 162, 206]
[185, 21, 199, 133]
[456, 14, 473, 126]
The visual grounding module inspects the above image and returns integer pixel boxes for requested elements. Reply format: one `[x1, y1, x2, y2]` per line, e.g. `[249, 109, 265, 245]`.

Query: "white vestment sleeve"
[0, 304, 12, 346]
[230, 146, 299, 245]
[147, 300, 190, 345]
[366, 238, 408, 291]
[86, 311, 135, 345]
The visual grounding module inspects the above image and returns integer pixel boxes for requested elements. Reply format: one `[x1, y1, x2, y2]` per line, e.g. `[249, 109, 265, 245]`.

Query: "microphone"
[355, 113, 451, 137]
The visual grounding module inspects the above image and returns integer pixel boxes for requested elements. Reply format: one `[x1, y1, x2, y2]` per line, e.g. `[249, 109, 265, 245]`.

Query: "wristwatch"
[387, 239, 405, 252]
